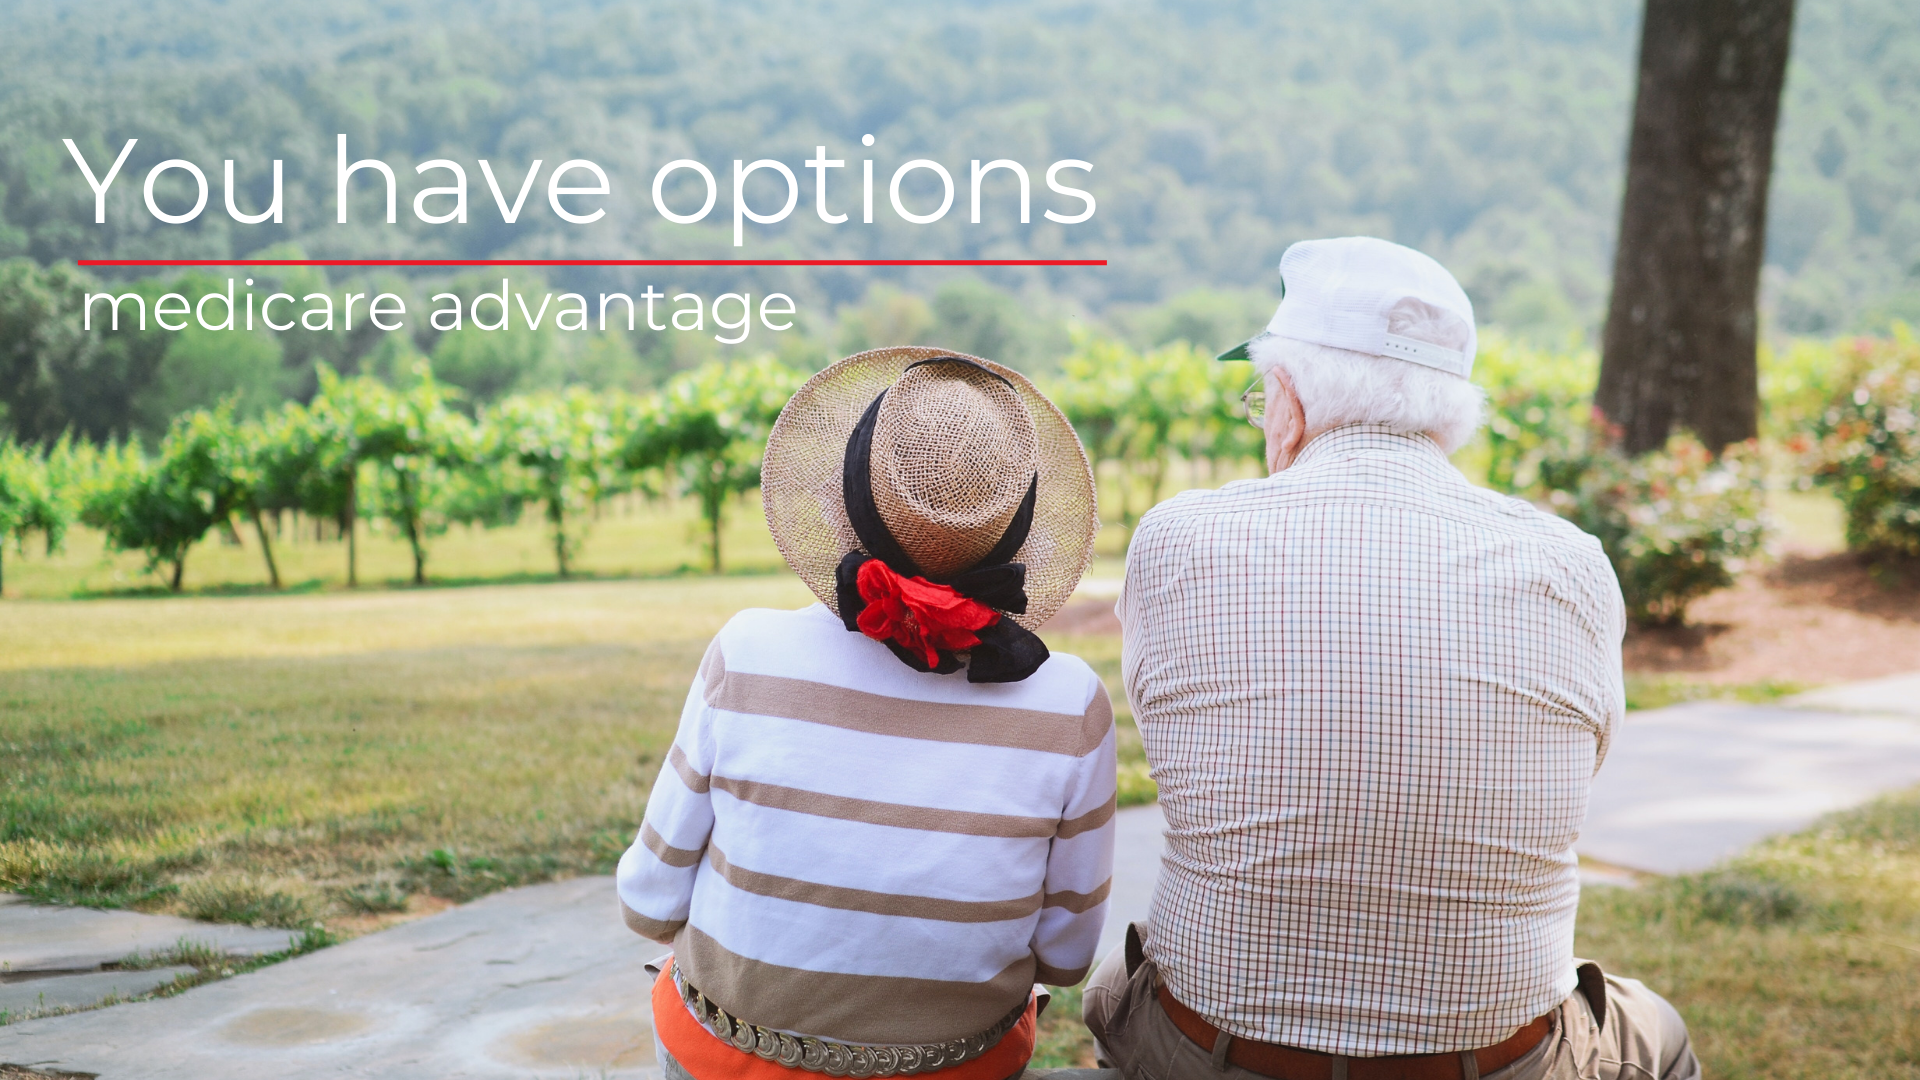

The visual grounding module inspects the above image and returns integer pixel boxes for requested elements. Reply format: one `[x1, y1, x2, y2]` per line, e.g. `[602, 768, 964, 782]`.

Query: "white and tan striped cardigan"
[616, 602, 1118, 1047]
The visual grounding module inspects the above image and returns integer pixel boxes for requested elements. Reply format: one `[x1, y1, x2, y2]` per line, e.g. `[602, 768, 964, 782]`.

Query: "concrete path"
[0, 875, 669, 1079]
[1100, 803, 1165, 958]
[0, 966, 197, 1016]
[1, 894, 297, 973]
[1577, 698, 1920, 874]
[1789, 671, 1920, 718]
[1, 894, 300, 1023]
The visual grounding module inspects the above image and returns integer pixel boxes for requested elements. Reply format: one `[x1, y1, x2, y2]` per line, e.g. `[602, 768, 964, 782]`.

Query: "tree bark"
[1597, 0, 1796, 455]
[551, 499, 570, 579]
[251, 508, 282, 590]
[345, 471, 358, 588]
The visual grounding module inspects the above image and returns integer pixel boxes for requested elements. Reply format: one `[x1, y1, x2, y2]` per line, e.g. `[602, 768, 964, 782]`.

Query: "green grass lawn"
[0, 496, 791, 600]
[0, 576, 812, 927]
[0, 574, 1139, 922]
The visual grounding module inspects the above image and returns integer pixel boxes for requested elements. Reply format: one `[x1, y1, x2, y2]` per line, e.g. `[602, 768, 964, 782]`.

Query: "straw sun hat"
[762, 346, 1097, 683]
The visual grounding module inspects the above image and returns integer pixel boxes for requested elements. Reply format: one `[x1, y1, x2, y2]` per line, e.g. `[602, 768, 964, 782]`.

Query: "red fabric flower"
[854, 558, 1000, 667]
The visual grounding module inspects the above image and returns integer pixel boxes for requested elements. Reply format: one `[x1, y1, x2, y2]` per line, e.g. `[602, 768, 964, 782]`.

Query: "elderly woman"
[617, 348, 1116, 1080]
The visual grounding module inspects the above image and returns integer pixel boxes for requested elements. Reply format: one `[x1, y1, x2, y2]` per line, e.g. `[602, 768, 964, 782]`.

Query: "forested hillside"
[0, 0, 1915, 442]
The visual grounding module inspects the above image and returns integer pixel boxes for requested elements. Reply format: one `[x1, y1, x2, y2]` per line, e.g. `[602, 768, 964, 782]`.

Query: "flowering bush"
[1543, 420, 1769, 627]
[1800, 329, 1920, 557]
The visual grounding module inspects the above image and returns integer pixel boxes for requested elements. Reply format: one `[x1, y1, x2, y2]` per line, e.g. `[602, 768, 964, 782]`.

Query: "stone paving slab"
[0, 876, 668, 1080]
[1578, 700, 1920, 874]
[1100, 803, 1165, 958]
[0, 895, 297, 973]
[0, 966, 197, 1017]
[1788, 671, 1920, 718]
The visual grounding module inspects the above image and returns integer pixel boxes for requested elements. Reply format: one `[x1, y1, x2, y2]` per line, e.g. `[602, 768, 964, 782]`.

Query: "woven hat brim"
[761, 346, 1098, 631]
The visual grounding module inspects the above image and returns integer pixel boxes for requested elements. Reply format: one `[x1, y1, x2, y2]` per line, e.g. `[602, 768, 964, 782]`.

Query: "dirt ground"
[1626, 552, 1920, 686]
[1045, 552, 1920, 689]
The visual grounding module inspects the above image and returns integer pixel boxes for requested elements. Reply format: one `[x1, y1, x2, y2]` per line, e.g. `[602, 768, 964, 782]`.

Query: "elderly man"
[1084, 237, 1699, 1080]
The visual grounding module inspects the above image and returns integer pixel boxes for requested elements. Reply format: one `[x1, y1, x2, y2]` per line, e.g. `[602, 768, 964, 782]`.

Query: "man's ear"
[1265, 367, 1308, 471]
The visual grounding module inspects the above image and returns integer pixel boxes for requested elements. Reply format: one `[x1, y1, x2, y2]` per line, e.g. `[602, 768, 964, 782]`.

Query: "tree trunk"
[345, 470, 359, 588]
[398, 473, 427, 586]
[251, 508, 282, 590]
[1, 543, 7, 597]
[551, 498, 570, 578]
[169, 555, 186, 592]
[1597, 0, 1796, 455]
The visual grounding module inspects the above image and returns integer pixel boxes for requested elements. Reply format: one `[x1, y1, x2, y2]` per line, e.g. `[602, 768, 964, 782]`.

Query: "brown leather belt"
[1156, 985, 1552, 1080]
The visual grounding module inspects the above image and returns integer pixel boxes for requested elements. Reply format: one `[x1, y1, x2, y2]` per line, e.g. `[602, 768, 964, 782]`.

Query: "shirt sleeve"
[616, 637, 721, 943]
[1588, 544, 1629, 771]
[1030, 680, 1119, 986]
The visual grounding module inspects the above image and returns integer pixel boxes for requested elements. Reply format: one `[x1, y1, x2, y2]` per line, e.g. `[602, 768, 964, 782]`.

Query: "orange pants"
[651, 956, 1036, 1080]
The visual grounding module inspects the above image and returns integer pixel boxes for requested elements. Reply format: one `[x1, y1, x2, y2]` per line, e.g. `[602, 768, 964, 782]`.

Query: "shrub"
[1465, 334, 1598, 495]
[0, 437, 68, 594]
[1801, 328, 1920, 557]
[1544, 421, 1768, 627]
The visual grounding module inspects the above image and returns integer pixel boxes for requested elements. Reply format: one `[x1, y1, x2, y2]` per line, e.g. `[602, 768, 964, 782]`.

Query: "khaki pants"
[1082, 934, 1699, 1080]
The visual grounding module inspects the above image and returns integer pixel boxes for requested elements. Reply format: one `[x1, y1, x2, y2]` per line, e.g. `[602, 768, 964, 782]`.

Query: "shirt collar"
[1288, 423, 1449, 472]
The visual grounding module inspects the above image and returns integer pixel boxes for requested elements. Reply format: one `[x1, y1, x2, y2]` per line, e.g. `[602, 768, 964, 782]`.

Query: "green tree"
[355, 367, 471, 586]
[629, 358, 803, 574]
[0, 437, 70, 595]
[485, 388, 626, 577]
[0, 259, 97, 444]
[82, 409, 242, 592]
[300, 366, 393, 586]
[1049, 336, 1212, 532]
[131, 324, 286, 435]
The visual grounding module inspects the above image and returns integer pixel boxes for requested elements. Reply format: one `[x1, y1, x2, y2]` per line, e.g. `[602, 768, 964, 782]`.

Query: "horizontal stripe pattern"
[1057, 792, 1117, 839]
[667, 744, 710, 794]
[616, 603, 1117, 1046]
[702, 709, 1106, 826]
[678, 925, 1036, 1046]
[704, 646, 1107, 758]
[621, 899, 683, 943]
[1041, 879, 1112, 914]
[641, 821, 703, 868]
[707, 844, 1045, 923]
[711, 774, 1058, 838]
[1033, 960, 1091, 988]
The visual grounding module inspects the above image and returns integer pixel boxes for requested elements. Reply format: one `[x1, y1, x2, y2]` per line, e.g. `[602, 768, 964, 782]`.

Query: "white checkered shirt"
[1118, 424, 1625, 1056]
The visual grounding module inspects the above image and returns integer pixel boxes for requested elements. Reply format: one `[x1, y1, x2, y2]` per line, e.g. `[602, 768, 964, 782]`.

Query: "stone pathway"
[0, 895, 298, 1023]
[1, 876, 667, 1079]
[2, 895, 297, 975]
[5, 677, 1917, 1077]
[1577, 696, 1920, 873]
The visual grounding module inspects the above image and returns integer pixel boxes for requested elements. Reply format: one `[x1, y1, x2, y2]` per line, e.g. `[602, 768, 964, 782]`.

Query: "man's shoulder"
[1134, 478, 1274, 538]
[1456, 484, 1610, 559]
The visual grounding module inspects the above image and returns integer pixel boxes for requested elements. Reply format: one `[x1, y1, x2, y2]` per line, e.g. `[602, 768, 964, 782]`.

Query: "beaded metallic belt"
[673, 966, 1027, 1077]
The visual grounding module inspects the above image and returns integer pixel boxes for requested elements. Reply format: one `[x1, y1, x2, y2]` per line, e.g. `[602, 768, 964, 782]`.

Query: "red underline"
[76, 258, 1106, 267]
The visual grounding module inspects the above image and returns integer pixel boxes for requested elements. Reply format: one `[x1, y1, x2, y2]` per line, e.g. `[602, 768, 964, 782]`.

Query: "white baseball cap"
[1217, 236, 1478, 378]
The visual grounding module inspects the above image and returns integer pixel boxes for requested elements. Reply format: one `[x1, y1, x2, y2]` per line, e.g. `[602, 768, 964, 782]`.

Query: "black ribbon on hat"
[833, 361, 1050, 683]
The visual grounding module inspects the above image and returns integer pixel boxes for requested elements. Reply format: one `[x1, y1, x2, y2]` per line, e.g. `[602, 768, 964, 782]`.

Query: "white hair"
[1249, 335, 1486, 454]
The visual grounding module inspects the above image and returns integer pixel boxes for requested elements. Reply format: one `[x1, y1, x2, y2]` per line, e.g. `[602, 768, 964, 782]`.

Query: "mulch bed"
[1626, 552, 1920, 686]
